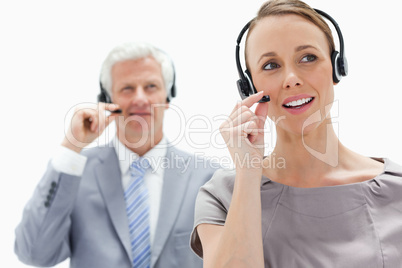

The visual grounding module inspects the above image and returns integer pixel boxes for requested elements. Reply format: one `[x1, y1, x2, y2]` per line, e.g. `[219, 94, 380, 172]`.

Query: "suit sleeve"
[14, 162, 82, 267]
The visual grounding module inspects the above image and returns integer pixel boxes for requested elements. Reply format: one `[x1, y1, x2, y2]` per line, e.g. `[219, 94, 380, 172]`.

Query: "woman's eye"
[263, 62, 280, 70]
[300, 54, 317, 63]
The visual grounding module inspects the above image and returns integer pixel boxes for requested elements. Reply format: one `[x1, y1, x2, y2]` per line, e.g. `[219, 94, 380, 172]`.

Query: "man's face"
[111, 56, 169, 146]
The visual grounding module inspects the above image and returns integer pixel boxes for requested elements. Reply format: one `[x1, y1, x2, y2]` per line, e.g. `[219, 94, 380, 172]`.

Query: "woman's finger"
[230, 91, 265, 114]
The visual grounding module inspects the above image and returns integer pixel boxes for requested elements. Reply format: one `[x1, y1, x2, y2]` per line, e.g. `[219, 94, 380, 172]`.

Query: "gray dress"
[191, 158, 402, 267]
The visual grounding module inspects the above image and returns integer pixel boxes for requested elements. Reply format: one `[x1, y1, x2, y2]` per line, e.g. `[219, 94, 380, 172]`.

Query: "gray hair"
[100, 42, 175, 99]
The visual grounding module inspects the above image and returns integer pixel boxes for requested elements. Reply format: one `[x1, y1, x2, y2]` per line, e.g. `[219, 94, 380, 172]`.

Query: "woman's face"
[246, 14, 335, 136]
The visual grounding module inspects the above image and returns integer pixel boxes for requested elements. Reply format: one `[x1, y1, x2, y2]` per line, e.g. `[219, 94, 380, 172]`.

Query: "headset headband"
[313, 9, 345, 62]
[98, 51, 177, 104]
[235, 7, 348, 100]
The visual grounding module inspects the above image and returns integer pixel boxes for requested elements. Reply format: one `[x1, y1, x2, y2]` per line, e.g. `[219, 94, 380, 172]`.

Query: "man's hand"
[61, 102, 120, 153]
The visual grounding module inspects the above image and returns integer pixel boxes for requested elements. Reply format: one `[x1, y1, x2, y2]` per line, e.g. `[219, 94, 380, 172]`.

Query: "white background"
[1, 0, 401, 267]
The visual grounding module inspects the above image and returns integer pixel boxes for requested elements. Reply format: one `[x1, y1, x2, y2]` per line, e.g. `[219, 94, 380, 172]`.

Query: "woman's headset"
[235, 8, 348, 102]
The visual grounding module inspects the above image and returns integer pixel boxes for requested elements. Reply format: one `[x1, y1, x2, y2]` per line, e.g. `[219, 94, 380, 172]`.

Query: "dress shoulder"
[190, 168, 236, 258]
[362, 158, 402, 202]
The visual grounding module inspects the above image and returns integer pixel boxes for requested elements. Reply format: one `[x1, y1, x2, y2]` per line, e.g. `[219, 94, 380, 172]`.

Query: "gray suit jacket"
[15, 144, 217, 268]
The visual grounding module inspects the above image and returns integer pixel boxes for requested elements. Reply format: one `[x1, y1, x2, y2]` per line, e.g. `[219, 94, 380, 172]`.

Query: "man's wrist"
[61, 138, 83, 153]
[51, 145, 87, 176]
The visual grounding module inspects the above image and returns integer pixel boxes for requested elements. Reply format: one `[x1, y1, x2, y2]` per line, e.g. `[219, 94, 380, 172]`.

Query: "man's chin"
[126, 126, 151, 137]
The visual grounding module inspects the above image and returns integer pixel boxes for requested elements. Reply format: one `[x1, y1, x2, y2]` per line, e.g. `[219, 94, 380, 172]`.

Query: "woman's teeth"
[284, 97, 313, 108]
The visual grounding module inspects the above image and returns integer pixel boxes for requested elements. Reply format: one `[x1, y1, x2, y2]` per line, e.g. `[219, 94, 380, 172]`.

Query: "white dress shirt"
[51, 136, 167, 247]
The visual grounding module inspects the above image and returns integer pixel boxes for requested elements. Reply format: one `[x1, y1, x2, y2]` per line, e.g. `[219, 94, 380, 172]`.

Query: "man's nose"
[131, 87, 149, 106]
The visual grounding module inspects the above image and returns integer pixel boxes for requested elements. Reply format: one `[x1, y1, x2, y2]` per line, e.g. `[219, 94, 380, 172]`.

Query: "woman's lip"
[282, 94, 314, 105]
[283, 97, 314, 115]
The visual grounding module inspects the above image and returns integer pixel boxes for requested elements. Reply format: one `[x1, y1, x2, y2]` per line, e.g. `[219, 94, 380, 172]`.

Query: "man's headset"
[97, 58, 177, 104]
[235, 8, 348, 103]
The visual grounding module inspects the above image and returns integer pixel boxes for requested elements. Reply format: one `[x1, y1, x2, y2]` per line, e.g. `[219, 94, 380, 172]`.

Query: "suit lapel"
[151, 147, 192, 267]
[94, 146, 133, 263]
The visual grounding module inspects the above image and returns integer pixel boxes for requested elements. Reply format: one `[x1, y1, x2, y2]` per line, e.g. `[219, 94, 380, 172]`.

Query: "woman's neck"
[264, 119, 384, 188]
[265, 119, 350, 187]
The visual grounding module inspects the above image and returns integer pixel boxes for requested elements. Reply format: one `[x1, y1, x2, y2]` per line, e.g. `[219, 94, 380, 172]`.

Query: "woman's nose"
[283, 68, 303, 89]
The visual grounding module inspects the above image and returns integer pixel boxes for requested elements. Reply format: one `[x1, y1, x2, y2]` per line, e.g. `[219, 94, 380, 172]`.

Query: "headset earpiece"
[235, 21, 270, 102]
[314, 8, 348, 83]
[170, 84, 177, 99]
[98, 82, 112, 103]
[338, 54, 348, 77]
[166, 66, 177, 103]
[236, 70, 270, 102]
[331, 50, 348, 84]
[236, 21, 256, 101]
[331, 51, 341, 83]
[236, 77, 251, 100]
[244, 69, 255, 91]
[236, 68, 256, 100]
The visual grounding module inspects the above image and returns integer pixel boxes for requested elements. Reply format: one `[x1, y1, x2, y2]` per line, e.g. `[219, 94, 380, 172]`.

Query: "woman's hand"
[199, 92, 268, 268]
[61, 102, 120, 153]
[220, 91, 269, 171]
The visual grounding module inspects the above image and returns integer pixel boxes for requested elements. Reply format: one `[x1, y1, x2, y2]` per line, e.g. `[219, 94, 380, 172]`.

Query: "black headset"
[235, 8, 348, 102]
[97, 57, 177, 104]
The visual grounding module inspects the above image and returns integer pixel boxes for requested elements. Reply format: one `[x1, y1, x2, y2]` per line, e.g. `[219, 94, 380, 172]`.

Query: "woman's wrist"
[235, 167, 263, 182]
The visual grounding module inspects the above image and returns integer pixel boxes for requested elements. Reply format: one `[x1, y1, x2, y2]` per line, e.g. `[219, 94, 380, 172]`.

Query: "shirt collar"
[113, 136, 168, 176]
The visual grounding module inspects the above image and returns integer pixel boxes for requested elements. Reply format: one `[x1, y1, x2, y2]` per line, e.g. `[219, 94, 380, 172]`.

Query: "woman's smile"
[282, 94, 315, 115]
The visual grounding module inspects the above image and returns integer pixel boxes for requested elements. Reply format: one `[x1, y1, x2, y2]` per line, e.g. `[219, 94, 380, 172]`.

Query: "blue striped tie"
[125, 157, 151, 268]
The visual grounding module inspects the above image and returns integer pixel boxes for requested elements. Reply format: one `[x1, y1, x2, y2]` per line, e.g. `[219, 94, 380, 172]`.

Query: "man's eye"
[146, 84, 157, 90]
[300, 54, 317, 63]
[263, 62, 280, 70]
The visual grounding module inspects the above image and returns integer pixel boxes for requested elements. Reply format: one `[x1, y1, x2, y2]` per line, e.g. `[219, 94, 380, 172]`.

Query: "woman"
[190, 0, 402, 267]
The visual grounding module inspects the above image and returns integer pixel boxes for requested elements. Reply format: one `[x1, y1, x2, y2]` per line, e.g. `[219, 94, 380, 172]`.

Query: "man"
[15, 42, 217, 268]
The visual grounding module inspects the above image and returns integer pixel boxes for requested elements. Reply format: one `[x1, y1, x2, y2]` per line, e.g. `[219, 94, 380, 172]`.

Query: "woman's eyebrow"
[295, 45, 318, 52]
[258, 51, 277, 64]
[257, 45, 319, 64]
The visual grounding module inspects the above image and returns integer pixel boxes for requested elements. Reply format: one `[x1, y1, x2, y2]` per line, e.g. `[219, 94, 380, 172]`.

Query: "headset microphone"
[259, 95, 270, 102]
